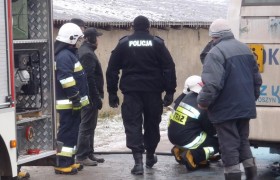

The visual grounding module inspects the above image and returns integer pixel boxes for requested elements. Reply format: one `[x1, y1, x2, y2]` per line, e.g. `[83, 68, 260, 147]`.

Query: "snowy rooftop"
[53, 0, 229, 27]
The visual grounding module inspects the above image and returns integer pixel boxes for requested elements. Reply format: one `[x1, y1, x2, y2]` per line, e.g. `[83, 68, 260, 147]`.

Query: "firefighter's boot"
[18, 170, 30, 179]
[198, 160, 210, 168]
[208, 154, 221, 162]
[54, 166, 78, 175]
[146, 152, 158, 168]
[70, 163, 84, 171]
[131, 153, 144, 175]
[181, 150, 197, 170]
[171, 146, 184, 164]
[224, 172, 242, 180]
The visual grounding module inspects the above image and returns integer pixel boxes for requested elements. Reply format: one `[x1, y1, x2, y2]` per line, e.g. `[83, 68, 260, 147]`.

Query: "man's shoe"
[70, 163, 84, 171]
[88, 154, 105, 163]
[181, 150, 197, 170]
[54, 166, 78, 175]
[146, 153, 157, 168]
[76, 157, 98, 166]
[171, 146, 184, 164]
[18, 170, 30, 179]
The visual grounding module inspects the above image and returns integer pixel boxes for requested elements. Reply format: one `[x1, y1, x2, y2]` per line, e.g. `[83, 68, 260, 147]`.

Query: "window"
[243, 0, 280, 6]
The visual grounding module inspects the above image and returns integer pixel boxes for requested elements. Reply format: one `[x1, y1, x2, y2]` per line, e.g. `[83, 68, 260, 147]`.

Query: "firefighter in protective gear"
[54, 23, 90, 175]
[168, 75, 220, 170]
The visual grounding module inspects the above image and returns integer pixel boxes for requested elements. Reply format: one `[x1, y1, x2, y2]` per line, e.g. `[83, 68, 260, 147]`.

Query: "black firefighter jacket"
[168, 92, 216, 147]
[55, 46, 89, 110]
[106, 30, 176, 95]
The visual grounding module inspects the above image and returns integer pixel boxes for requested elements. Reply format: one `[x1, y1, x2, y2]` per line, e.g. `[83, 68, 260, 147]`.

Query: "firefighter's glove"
[163, 93, 174, 107]
[109, 93, 119, 108]
[71, 97, 82, 115]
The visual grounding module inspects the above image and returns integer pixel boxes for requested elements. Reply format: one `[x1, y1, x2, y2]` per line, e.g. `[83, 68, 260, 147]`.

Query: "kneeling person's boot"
[171, 146, 184, 164]
[131, 153, 143, 175]
[224, 172, 242, 180]
[181, 150, 197, 170]
[146, 152, 157, 168]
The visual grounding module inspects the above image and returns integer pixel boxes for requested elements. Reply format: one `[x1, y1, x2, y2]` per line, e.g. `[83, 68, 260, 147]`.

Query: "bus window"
[243, 0, 280, 6]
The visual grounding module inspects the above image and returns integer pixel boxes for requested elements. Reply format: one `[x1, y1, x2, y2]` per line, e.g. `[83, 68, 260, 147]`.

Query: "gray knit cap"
[209, 18, 231, 37]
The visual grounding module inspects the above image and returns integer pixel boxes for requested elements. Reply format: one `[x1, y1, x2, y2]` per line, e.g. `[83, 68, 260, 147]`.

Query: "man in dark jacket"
[76, 27, 105, 166]
[197, 18, 262, 180]
[168, 75, 219, 170]
[106, 15, 177, 175]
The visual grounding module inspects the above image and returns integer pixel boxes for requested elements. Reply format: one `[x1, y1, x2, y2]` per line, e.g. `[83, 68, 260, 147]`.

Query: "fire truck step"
[16, 111, 43, 121]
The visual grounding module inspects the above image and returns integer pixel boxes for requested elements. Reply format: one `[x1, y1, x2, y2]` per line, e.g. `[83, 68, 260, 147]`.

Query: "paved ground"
[22, 136, 280, 180]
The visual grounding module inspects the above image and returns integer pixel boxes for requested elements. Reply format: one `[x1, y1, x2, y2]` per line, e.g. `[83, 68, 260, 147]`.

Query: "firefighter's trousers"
[56, 109, 81, 167]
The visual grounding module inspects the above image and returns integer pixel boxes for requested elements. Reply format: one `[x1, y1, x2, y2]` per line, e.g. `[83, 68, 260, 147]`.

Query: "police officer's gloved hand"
[109, 93, 119, 108]
[71, 97, 82, 115]
[163, 93, 174, 107]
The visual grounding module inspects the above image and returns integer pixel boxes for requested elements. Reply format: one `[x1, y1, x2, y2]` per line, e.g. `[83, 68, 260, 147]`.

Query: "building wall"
[53, 27, 211, 115]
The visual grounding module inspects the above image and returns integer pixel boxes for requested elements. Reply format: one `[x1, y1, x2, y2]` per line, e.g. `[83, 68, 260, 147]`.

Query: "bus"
[228, 0, 280, 153]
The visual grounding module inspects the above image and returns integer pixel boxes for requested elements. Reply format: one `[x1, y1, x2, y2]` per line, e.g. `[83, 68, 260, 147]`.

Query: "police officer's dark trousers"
[57, 109, 81, 167]
[121, 92, 163, 154]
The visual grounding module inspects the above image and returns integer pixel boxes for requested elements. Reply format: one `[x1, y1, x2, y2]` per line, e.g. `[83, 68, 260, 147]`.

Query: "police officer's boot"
[131, 153, 143, 175]
[243, 158, 257, 180]
[224, 172, 242, 180]
[146, 152, 157, 168]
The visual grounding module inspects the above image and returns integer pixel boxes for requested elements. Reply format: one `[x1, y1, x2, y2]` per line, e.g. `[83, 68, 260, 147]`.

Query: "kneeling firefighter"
[168, 75, 220, 170]
[54, 23, 90, 175]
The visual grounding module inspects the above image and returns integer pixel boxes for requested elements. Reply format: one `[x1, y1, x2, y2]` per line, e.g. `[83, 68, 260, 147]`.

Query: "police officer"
[54, 23, 90, 175]
[106, 15, 177, 175]
[168, 75, 219, 170]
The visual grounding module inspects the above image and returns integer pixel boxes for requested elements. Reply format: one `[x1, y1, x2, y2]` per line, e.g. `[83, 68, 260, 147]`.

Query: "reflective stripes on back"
[128, 40, 153, 47]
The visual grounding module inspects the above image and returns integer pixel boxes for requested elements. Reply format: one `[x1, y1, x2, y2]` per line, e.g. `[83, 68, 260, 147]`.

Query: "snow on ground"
[94, 111, 172, 152]
[53, 0, 229, 22]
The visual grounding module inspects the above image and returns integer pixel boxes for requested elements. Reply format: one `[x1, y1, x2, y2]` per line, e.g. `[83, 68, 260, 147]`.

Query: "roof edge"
[54, 19, 212, 29]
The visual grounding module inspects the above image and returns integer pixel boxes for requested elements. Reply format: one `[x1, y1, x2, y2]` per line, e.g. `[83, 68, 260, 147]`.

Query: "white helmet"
[56, 23, 84, 45]
[183, 75, 203, 94]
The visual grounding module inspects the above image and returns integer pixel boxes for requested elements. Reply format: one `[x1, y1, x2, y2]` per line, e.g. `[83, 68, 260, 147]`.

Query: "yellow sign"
[170, 111, 188, 125]
[248, 44, 264, 73]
